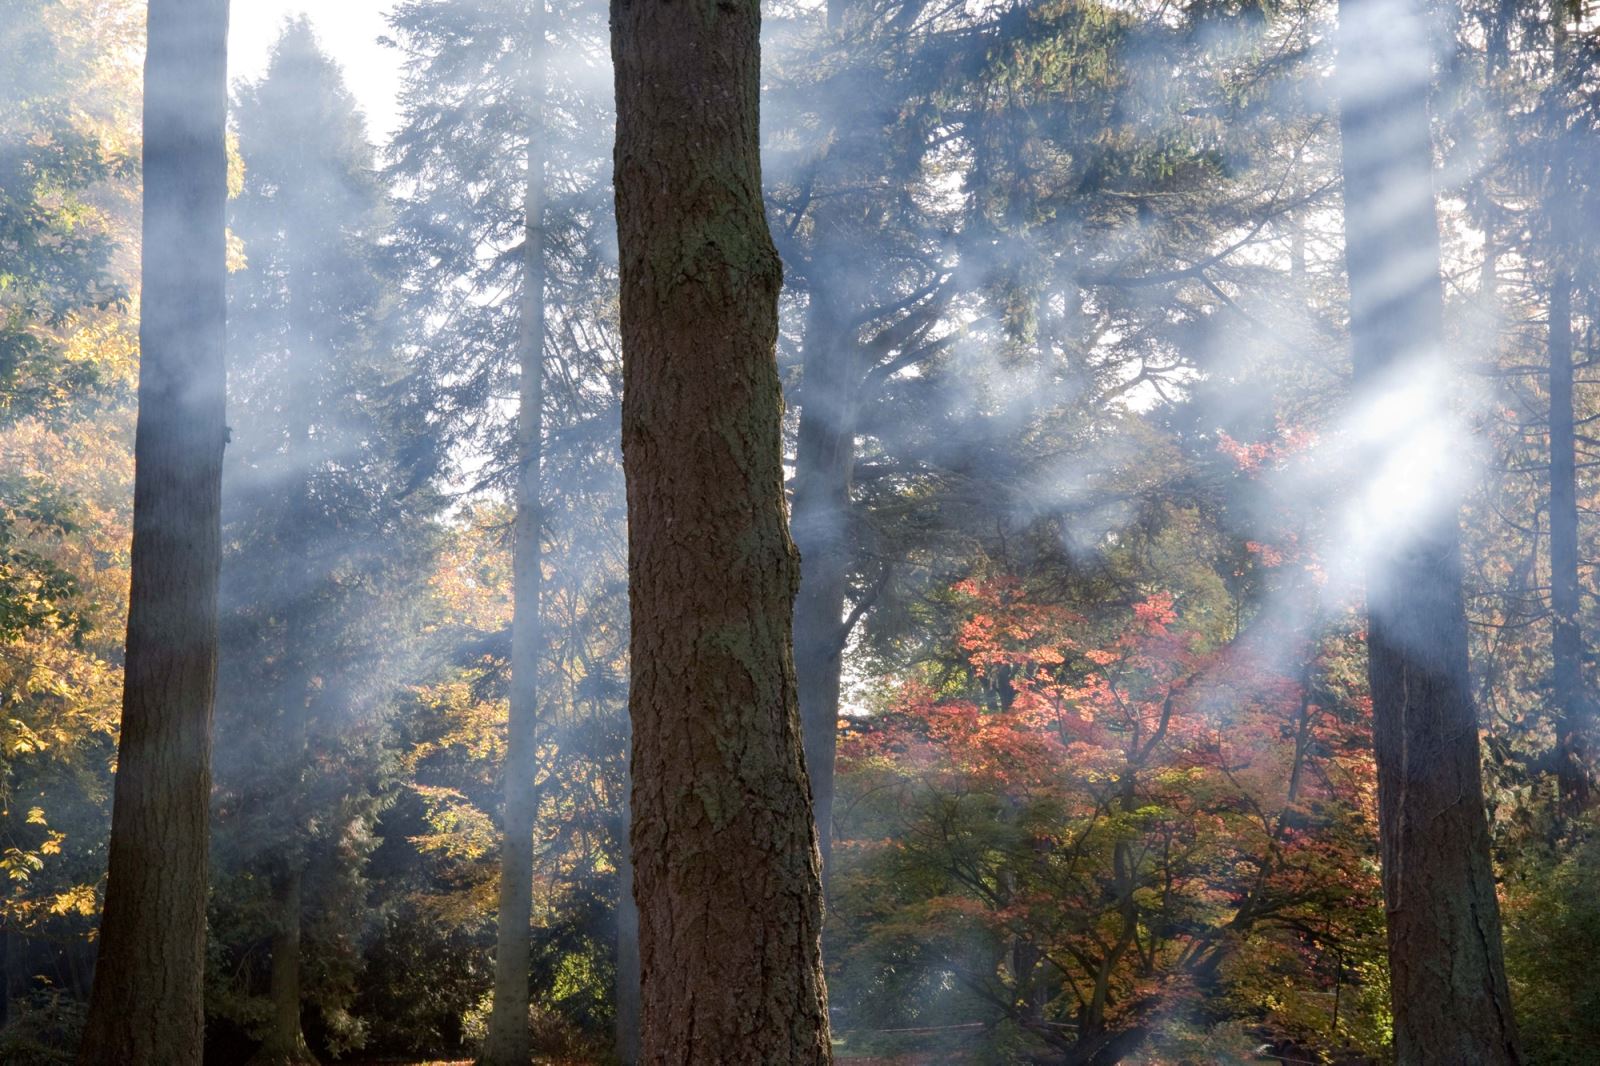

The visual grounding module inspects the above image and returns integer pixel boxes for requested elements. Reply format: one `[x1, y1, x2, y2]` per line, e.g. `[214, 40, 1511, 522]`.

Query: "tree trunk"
[1548, 268, 1588, 813]
[1, 925, 11, 1030]
[791, 304, 857, 881]
[482, 95, 548, 1066]
[249, 871, 316, 1066]
[610, 0, 833, 1059]
[790, 4, 878, 879]
[76, 3, 229, 1063]
[614, 762, 641, 1066]
[1335, 0, 1521, 1061]
[247, 172, 322, 1066]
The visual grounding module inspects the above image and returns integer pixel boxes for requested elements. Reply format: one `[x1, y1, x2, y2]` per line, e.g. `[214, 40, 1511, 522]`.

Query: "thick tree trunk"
[1335, 0, 1521, 1061]
[250, 871, 316, 1066]
[610, 0, 833, 1059]
[482, 105, 548, 1066]
[1548, 268, 1588, 812]
[76, 3, 229, 1063]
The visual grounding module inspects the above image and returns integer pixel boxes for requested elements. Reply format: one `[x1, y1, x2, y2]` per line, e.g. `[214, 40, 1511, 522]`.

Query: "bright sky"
[229, 3, 404, 142]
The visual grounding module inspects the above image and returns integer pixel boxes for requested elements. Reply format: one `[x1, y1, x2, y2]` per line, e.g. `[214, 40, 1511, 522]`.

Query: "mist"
[3, 0, 1597, 1062]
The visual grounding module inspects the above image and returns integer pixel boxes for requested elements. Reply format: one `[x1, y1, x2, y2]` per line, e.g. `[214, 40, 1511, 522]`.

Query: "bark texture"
[611, 0, 833, 1059]
[76, 2, 230, 1063]
[1335, 0, 1521, 1061]
[481, 107, 548, 1066]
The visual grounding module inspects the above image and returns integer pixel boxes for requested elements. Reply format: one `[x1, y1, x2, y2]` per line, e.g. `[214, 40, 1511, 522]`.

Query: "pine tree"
[384, 2, 638, 1055]
[208, 22, 432, 1064]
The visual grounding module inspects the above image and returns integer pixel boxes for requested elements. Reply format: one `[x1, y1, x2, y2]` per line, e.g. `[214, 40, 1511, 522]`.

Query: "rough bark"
[481, 103, 548, 1066]
[1335, 0, 1521, 1060]
[1548, 268, 1588, 812]
[610, 0, 833, 1058]
[75, 3, 229, 1063]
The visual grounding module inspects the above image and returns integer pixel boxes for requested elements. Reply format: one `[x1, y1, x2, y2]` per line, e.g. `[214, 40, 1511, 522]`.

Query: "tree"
[384, 0, 638, 1056]
[75, 0, 229, 1062]
[610, 0, 832, 1058]
[1542, 8, 1587, 817]
[481, 1, 548, 1058]
[769, 0, 1335, 879]
[1335, 0, 1521, 1057]
[832, 577, 1388, 1063]
[208, 23, 430, 1064]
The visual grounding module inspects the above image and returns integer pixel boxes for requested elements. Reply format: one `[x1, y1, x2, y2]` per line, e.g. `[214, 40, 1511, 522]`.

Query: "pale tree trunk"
[250, 161, 322, 1066]
[792, 0, 878, 882]
[792, 293, 857, 881]
[1546, 11, 1588, 816]
[482, 76, 548, 1066]
[1549, 268, 1587, 813]
[76, 2, 229, 1062]
[613, 761, 641, 1066]
[1335, 0, 1521, 1060]
[610, 0, 833, 1058]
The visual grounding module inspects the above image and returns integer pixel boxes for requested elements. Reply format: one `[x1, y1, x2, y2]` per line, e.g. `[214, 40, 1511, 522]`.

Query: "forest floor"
[340, 1049, 934, 1056]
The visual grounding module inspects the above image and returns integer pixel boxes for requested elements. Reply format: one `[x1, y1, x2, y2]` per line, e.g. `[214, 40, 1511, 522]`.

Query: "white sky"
[229, 3, 404, 142]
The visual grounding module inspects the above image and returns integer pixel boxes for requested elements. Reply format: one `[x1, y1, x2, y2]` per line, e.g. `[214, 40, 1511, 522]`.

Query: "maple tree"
[831, 575, 1387, 1062]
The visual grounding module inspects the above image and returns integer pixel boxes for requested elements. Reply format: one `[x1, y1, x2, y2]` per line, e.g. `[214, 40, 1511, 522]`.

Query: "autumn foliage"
[830, 578, 1388, 1061]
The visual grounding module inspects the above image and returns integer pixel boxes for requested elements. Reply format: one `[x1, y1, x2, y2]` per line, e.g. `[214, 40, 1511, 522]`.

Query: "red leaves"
[834, 575, 1384, 1046]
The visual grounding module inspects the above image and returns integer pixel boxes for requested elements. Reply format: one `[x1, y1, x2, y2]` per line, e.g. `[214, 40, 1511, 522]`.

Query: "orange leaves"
[832, 574, 1386, 1053]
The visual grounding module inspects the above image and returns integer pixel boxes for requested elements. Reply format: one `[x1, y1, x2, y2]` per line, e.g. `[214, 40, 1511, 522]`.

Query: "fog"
[5, 0, 1596, 1060]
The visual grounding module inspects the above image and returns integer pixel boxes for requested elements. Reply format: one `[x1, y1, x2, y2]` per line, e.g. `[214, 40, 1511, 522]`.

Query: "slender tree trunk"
[482, 86, 548, 1066]
[1549, 268, 1588, 813]
[1546, 11, 1587, 816]
[614, 761, 641, 1066]
[251, 871, 315, 1066]
[248, 155, 321, 1066]
[1, 925, 11, 1030]
[611, 0, 833, 1058]
[792, 302, 857, 880]
[791, 3, 876, 878]
[76, 3, 229, 1062]
[1335, 0, 1521, 1060]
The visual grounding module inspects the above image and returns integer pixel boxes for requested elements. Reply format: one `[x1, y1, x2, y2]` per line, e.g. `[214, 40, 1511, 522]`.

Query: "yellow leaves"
[409, 784, 497, 862]
[226, 229, 250, 273]
[60, 303, 138, 388]
[404, 675, 507, 772]
[49, 884, 98, 917]
[26, 806, 47, 825]
[2, 846, 45, 883]
[426, 505, 515, 635]
[4, 719, 46, 757]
